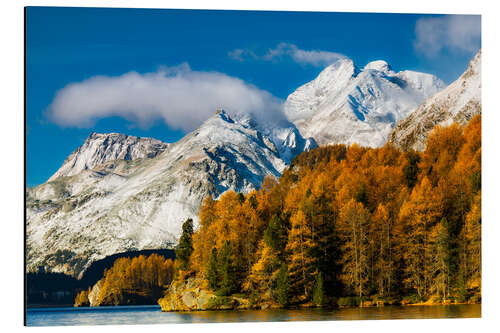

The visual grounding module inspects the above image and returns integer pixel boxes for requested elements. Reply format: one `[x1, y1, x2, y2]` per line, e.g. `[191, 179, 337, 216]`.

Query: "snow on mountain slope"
[48, 132, 169, 182]
[284, 58, 445, 147]
[26, 110, 315, 278]
[233, 112, 317, 165]
[389, 50, 481, 151]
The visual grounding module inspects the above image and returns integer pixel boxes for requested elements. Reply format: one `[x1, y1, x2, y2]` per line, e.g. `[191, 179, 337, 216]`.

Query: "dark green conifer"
[312, 271, 325, 306]
[275, 262, 290, 307]
[175, 218, 194, 271]
[263, 214, 288, 257]
[237, 192, 246, 204]
[207, 247, 218, 290]
[217, 241, 236, 295]
[248, 194, 258, 209]
[404, 151, 421, 189]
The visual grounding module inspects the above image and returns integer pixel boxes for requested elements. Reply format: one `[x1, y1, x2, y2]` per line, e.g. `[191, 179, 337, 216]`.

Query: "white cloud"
[228, 48, 257, 62]
[47, 64, 285, 131]
[414, 15, 481, 58]
[229, 42, 345, 67]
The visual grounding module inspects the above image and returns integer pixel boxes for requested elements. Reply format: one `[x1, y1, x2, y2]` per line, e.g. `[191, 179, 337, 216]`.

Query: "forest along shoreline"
[73, 117, 481, 312]
[26, 249, 175, 308]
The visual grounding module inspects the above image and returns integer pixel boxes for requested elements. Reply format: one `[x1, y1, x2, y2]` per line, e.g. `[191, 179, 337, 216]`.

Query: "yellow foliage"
[95, 254, 175, 306]
[183, 115, 481, 303]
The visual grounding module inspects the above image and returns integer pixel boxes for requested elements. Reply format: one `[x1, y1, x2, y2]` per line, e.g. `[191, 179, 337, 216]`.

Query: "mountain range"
[26, 51, 481, 278]
[26, 110, 315, 277]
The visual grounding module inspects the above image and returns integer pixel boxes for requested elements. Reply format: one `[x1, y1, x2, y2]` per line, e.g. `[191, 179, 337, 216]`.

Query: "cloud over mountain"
[229, 42, 346, 67]
[414, 15, 481, 58]
[47, 63, 284, 131]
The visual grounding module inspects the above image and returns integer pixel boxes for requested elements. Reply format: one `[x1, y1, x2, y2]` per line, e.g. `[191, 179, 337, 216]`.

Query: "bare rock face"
[48, 132, 169, 182]
[158, 277, 249, 311]
[389, 50, 481, 151]
[26, 110, 314, 278]
[159, 278, 213, 311]
[284, 57, 445, 147]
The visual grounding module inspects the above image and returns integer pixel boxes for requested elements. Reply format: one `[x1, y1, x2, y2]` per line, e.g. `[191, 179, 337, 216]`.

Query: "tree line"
[176, 115, 481, 307]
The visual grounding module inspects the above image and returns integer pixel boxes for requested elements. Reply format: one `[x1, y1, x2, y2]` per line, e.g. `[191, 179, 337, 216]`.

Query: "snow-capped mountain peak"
[284, 56, 446, 147]
[48, 132, 169, 182]
[364, 60, 393, 73]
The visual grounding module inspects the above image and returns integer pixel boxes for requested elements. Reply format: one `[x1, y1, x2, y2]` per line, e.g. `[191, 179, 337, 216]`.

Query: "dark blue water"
[26, 304, 481, 327]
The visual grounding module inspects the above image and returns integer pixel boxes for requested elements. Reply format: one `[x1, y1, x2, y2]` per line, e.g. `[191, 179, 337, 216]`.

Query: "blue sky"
[26, 7, 481, 186]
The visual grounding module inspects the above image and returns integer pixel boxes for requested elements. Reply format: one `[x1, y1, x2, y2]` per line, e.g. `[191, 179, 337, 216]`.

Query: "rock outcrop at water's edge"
[158, 277, 251, 311]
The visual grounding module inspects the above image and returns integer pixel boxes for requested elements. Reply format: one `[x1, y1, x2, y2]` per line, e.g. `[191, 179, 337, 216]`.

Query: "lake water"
[26, 304, 481, 326]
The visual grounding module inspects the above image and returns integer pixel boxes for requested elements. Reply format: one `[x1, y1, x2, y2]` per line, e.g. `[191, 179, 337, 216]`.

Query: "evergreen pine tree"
[403, 151, 421, 189]
[237, 192, 246, 204]
[175, 218, 194, 271]
[263, 214, 288, 257]
[275, 262, 290, 307]
[206, 247, 219, 290]
[218, 241, 236, 295]
[312, 271, 325, 306]
[248, 194, 258, 209]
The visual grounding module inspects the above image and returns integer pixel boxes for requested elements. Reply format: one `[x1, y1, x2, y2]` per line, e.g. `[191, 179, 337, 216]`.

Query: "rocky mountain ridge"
[48, 132, 169, 182]
[388, 50, 481, 151]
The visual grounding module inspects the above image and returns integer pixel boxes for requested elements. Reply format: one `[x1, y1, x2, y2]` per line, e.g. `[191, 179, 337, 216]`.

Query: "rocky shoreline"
[157, 277, 480, 312]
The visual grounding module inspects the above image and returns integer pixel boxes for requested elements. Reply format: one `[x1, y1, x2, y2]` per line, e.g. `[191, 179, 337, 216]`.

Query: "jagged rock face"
[268, 126, 317, 164]
[284, 58, 445, 147]
[26, 111, 314, 278]
[389, 51, 481, 151]
[48, 132, 169, 182]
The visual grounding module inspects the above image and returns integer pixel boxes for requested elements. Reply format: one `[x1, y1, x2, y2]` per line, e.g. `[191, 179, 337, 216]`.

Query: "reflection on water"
[26, 304, 481, 327]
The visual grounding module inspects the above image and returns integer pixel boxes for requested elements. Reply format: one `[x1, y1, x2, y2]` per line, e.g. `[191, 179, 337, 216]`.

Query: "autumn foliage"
[179, 115, 481, 306]
[75, 254, 176, 306]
